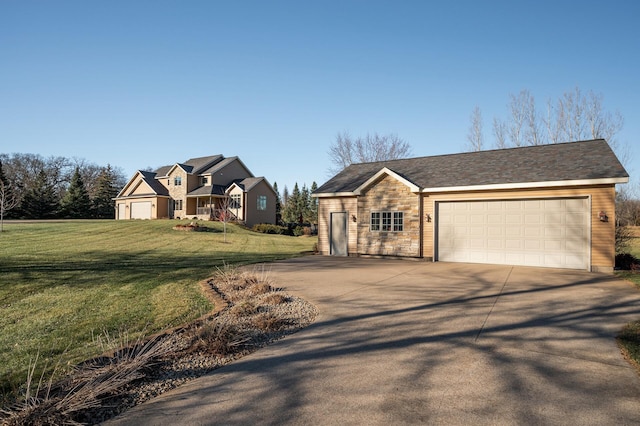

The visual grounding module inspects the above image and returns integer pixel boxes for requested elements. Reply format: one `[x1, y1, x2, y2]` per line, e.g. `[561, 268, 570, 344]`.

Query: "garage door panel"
[130, 201, 152, 220]
[437, 198, 589, 270]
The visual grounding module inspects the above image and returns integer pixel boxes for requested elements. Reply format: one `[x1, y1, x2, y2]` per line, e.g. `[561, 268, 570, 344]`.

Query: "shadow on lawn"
[109, 260, 640, 425]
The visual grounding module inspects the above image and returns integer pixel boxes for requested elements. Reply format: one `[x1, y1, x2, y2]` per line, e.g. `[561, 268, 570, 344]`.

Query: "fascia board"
[353, 167, 420, 195]
[421, 177, 629, 193]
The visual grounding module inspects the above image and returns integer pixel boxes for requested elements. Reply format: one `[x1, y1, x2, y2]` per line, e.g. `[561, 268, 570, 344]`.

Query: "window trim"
[370, 211, 403, 232]
[257, 195, 267, 211]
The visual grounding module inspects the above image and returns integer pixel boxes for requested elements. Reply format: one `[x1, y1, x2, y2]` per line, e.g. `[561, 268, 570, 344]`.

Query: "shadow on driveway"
[108, 257, 640, 425]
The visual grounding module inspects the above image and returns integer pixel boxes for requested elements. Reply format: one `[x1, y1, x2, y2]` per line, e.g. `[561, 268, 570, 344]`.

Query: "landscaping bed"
[1, 266, 317, 425]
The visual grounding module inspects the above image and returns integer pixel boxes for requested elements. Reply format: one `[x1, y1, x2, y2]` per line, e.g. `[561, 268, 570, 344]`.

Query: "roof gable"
[314, 139, 629, 196]
[354, 167, 420, 194]
[116, 170, 169, 198]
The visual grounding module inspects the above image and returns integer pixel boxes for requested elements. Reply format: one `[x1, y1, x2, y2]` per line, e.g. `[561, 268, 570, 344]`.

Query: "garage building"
[313, 139, 629, 272]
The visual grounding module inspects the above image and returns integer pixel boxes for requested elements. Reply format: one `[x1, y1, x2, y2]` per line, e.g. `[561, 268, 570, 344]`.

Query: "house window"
[370, 212, 380, 231]
[174, 176, 182, 186]
[382, 212, 392, 231]
[371, 211, 403, 232]
[393, 212, 403, 231]
[257, 195, 267, 211]
[230, 194, 241, 209]
[200, 176, 209, 185]
[173, 199, 183, 211]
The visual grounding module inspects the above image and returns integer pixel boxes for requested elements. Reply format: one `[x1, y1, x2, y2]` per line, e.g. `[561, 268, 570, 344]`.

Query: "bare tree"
[328, 131, 413, 175]
[479, 88, 629, 171]
[217, 195, 235, 243]
[465, 106, 484, 151]
[0, 179, 19, 232]
[492, 117, 508, 149]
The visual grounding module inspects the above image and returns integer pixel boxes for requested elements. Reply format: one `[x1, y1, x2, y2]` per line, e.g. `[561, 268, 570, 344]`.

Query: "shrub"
[616, 253, 640, 270]
[251, 224, 289, 235]
[189, 322, 249, 356]
[252, 313, 289, 332]
[261, 293, 288, 305]
[293, 226, 304, 236]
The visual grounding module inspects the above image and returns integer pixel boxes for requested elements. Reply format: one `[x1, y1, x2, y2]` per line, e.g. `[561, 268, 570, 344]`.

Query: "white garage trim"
[436, 197, 590, 270]
[130, 201, 152, 220]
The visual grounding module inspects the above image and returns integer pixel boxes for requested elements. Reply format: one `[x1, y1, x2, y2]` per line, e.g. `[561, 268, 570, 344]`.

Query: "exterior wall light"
[426, 213, 432, 222]
[599, 211, 608, 222]
[351, 214, 357, 222]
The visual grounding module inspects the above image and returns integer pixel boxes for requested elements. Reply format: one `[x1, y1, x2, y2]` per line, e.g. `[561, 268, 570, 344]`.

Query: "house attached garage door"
[130, 201, 152, 220]
[436, 198, 589, 270]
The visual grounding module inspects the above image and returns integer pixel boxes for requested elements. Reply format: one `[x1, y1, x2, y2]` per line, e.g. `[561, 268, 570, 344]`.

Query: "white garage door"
[130, 201, 152, 220]
[437, 198, 589, 270]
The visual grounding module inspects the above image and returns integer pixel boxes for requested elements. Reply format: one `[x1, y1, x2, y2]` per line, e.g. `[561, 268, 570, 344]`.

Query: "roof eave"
[312, 192, 358, 198]
[421, 177, 629, 193]
[353, 167, 421, 194]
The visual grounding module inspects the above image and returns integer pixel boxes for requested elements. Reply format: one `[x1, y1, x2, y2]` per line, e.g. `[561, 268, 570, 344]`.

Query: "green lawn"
[0, 220, 316, 399]
[615, 226, 640, 372]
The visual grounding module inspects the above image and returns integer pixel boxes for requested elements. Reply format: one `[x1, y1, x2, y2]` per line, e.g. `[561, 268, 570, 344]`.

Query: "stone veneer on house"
[357, 174, 421, 257]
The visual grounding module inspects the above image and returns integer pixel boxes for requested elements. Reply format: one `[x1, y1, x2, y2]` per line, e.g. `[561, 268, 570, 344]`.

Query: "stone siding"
[357, 174, 421, 257]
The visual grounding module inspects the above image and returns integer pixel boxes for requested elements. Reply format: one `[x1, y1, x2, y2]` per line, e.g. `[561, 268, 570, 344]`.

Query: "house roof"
[231, 177, 267, 192]
[186, 184, 227, 197]
[115, 170, 169, 198]
[154, 165, 172, 177]
[314, 139, 629, 195]
[182, 155, 224, 174]
[140, 170, 170, 196]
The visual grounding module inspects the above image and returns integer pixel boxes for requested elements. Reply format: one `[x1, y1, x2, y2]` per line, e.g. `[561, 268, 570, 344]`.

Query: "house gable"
[354, 167, 420, 195]
[357, 174, 421, 257]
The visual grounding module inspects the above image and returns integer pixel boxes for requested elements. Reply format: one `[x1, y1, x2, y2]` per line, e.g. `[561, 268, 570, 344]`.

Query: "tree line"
[273, 181, 318, 226]
[0, 153, 127, 221]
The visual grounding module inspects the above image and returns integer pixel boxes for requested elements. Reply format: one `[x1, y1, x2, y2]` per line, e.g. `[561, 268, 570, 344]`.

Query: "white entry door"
[437, 198, 589, 270]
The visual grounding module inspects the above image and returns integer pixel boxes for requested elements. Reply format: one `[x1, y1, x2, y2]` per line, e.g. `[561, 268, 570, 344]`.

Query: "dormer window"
[174, 176, 182, 186]
[200, 176, 209, 186]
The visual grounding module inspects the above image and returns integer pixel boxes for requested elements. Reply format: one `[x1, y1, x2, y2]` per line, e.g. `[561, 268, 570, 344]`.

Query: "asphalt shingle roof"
[232, 177, 265, 191]
[315, 139, 629, 194]
[139, 170, 169, 196]
[187, 184, 227, 196]
[182, 155, 224, 174]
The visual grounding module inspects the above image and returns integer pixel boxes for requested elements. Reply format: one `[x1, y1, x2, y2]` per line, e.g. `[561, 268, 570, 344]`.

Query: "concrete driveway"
[108, 257, 640, 425]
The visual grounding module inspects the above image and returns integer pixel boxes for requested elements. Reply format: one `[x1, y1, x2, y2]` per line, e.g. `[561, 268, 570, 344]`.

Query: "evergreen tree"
[283, 183, 301, 223]
[273, 182, 282, 224]
[299, 184, 310, 224]
[20, 169, 60, 219]
[60, 167, 92, 218]
[309, 181, 318, 224]
[92, 165, 120, 219]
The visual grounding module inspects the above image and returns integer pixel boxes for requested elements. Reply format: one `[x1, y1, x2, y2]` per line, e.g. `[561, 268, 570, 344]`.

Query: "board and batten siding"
[317, 197, 358, 255]
[421, 185, 616, 271]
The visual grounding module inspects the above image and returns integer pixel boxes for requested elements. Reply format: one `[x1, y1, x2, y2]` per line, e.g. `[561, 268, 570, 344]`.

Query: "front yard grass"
[0, 220, 316, 401]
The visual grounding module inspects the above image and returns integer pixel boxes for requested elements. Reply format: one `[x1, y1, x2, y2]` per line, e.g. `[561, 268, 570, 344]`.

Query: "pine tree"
[60, 167, 92, 218]
[299, 184, 310, 224]
[309, 181, 318, 224]
[92, 165, 120, 219]
[20, 169, 60, 219]
[273, 182, 282, 224]
[283, 183, 301, 223]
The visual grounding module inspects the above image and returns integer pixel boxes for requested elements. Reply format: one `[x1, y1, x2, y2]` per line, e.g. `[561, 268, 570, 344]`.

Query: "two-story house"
[114, 155, 276, 226]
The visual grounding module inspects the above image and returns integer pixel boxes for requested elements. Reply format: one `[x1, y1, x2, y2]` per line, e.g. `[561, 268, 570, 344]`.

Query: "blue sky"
[1, 0, 638, 192]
